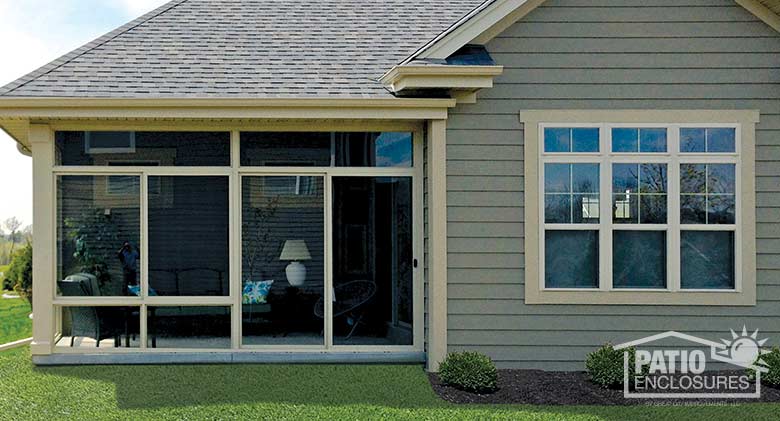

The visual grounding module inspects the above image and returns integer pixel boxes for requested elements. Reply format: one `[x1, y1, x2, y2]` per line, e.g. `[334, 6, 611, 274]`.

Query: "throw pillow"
[243, 280, 274, 304]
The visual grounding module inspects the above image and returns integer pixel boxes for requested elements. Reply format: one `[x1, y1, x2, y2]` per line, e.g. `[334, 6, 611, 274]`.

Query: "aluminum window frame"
[50, 124, 424, 354]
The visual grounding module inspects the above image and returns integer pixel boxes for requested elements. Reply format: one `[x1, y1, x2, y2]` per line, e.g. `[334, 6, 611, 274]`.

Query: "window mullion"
[140, 173, 148, 348]
[601, 124, 612, 291]
[669, 125, 682, 292]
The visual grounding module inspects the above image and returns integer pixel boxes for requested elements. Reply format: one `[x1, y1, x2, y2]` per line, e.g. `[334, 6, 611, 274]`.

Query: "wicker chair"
[58, 275, 124, 347]
[314, 280, 376, 340]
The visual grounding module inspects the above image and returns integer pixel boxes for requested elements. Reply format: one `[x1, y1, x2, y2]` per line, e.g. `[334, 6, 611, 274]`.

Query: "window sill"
[526, 288, 754, 306]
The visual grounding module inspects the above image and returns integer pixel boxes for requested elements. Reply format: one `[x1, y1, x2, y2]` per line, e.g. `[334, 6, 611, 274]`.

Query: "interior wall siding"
[446, 0, 780, 370]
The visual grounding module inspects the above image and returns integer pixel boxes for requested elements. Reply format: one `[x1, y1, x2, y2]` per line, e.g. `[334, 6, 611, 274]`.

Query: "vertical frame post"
[426, 120, 448, 372]
[30, 124, 55, 356]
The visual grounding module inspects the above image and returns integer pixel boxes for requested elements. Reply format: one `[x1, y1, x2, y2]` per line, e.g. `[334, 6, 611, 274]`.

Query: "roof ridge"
[0, 0, 191, 97]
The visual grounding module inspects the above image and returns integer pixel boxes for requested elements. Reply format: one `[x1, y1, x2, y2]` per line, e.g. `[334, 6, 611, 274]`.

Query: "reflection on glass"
[612, 164, 667, 224]
[612, 128, 667, 153]
[240, 132, 413, 167]
[680, 164, 735, 224]
[147, 307, 230, 348]
[680, 128, 735, 153]
[545, 194, 571, 223]
[544, 163, 599, 223]
[55, 131, 231, 166]
[681, 231, 735, 289]
[545, 230, 599, 288]
[332, 177, 413, 345]
[640, 128, 667, 153]
[56, 176, 140, 296]
[241, 176, 325, 346]
[148, 177, 229, 296]
[544, 128, 599, 153]
[613, 231, 667, 289]
[55, 306, 140, 348]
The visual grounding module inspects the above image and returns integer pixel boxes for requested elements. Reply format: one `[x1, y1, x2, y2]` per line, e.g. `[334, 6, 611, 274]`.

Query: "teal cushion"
[243, 280, 274, 304]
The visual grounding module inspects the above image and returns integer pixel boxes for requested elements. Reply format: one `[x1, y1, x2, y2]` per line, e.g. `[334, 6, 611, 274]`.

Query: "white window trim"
[521, 110, 758, 306]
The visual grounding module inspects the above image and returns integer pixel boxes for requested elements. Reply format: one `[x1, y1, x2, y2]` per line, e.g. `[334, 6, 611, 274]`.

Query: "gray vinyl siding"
[446, 0, 780, 370]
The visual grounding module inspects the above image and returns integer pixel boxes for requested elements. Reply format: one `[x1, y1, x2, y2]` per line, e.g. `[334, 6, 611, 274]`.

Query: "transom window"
[540, 123, 739, 292]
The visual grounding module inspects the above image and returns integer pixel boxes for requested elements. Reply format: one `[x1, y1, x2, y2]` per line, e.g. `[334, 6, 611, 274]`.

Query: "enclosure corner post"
[30, 123, 55, 356]
[426, 119, 448, 372]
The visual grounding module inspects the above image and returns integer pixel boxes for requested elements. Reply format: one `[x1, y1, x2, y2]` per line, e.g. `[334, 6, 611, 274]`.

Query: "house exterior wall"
[446, 0, 780, 370]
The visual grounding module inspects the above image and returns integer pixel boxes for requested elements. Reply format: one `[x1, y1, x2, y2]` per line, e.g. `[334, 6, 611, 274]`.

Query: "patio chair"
[314, 280, 376, 340]
[58, 275, 125, 347]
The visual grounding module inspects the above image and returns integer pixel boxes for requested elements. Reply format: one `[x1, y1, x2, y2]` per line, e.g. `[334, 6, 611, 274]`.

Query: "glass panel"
[680, 164, 735, 225]
[709, 195, 736, 224]
[708, 164, 736, 194]
[544, 128, 570, 152]
[241, 176, 325, 346]
[613, 231, 667, 289]
[640, 164, 668, 194]
[56, 176, 140, 297]
[612, 163, 639, 193]
[680, 164, 706, 194]
[612, 128, 638, 152]
[545, 194, 571, 223]
[681, 128, 736, 153]
[544, 164, 570, 193]
[147, 306, 231, 348]
[572, 128, 600, 152]
[708, 128, 736, 153]
[613, 193, 637, 223]
[680, 128, 706, 153]
[544, 163, 599, 224]
[574, 194, 600, 223]
[148, 177, 229, 296]
[681, 195, 706, 224]
[640, 195, 668, 224]
[573, 164, 599, 193]
[55, 306, 140, 349]
[612, 128, 667, 153]
[640, 128, 668, 153]
[545, 230, 599, 288]
[332, 177, 413, 346]
[681, 231, 735, 289]
[240, 132, 413, 167]
[612, 164, 667, 224]
[55, 132, 230, 166]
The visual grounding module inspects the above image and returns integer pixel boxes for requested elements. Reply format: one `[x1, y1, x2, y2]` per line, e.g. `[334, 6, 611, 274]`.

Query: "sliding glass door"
[331, 177, 413, 346]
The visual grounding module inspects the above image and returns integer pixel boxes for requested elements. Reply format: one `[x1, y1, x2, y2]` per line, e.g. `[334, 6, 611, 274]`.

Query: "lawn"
[0, 294, 32, 344]
[0, 348, 779, 420]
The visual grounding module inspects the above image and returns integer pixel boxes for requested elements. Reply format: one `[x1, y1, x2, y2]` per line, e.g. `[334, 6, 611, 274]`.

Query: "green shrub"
[748, 347, 780, 387]
[438, 351, 498, 394]
[586, 344, 642, 389]
[6, 243, 32, 308]
[1, 264, 11, 291]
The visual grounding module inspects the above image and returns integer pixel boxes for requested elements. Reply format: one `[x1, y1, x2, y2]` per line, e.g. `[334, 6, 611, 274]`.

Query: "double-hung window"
[523, 110, 757, 306]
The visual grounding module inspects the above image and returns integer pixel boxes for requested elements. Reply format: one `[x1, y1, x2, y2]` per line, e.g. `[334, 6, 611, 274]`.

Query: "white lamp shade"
[279, 240, 311, 261]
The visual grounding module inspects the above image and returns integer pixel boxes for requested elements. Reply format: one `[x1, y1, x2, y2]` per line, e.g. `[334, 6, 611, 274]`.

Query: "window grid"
[540, 123, 739, 293]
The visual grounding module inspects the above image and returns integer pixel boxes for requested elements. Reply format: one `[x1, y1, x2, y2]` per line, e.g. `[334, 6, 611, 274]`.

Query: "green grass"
[0, 295, 31, 344]
[1, 348, 779, 420]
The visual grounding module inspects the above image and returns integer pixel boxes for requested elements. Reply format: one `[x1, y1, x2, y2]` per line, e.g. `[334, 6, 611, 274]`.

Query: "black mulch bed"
[429, 370, 780, 406]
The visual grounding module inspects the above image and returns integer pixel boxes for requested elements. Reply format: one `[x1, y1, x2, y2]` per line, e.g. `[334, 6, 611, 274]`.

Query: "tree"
[6, 242, 32, 309]
[3, 217, 22, 255]
[21, 225, 32, 244]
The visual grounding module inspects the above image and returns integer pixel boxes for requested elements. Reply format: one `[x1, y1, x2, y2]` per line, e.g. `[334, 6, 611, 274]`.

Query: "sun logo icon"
[715, 326, 770, 370]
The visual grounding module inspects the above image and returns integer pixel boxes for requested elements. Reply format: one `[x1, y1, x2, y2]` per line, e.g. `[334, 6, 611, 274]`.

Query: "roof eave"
[379, 65, 504, 98]
[0, 97, 459, 147]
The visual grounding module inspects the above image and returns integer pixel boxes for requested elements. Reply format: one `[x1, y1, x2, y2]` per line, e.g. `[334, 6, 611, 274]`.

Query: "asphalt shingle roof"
[0, 0, 486, 99]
